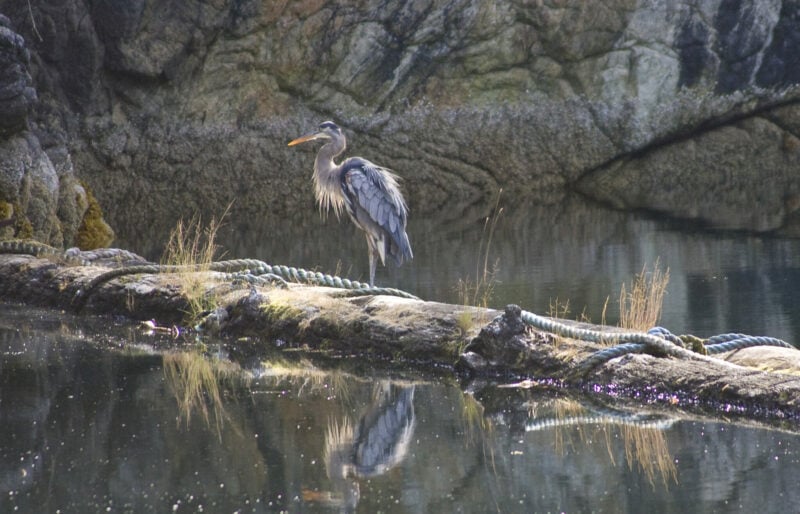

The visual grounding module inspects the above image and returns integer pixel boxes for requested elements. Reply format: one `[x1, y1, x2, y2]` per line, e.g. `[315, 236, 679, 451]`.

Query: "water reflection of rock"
[316, 383, 416, 512]
[0, 321, 162, 511]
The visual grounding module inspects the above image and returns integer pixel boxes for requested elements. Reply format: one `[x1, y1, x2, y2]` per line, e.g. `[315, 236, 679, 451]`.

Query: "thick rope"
[2, 242, 418, 307]
[517, 309, 774, 375]
[229, 262, 418, 299]
[72, 258, 419, 310]
[225, 272, 290, 289]
[63, 247, 150, 265]
[646, 327, 794, 353]
[0, 239, 149, 267]
[0, 239, 90, 266]
[703, 336, 793, 353]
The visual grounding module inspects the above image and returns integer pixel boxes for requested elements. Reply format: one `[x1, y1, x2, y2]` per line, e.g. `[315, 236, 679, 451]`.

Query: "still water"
[5, 195, 800, 512]
[2, 302, 799, 513]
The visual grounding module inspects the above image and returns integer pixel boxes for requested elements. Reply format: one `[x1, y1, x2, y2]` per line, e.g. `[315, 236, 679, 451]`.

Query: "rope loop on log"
[513, 308, 795, 377]
[2, 242, 419, 306]
[68, 258, 419, 310]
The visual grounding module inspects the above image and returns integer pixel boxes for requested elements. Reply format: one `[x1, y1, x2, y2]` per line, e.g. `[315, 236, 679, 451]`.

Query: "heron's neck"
[314, 139, 345, 178]
[313, 139, 347, 217]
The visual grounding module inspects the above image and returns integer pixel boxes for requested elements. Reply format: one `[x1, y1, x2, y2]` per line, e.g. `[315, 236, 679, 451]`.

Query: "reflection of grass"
[459, 391, 491, 446]
[621, 423, 678, 487]
[162, 207, 229, 324]
[619, 259, 670, 331]
[162, 350, 243, 436]
[551, 398, 588, 454]
[546, 398, 677, 487]
[324, 416, 355, 481]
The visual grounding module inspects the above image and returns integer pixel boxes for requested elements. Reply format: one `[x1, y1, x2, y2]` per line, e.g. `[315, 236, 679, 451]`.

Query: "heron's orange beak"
[287, 133, 320, 146]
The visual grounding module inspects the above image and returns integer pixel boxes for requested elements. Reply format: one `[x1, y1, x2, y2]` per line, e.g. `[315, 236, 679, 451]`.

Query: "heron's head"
[288, 121, 343, 146]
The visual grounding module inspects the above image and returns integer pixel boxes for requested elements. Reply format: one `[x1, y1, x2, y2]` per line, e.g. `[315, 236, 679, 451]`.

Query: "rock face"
[1, 1, 800, 247]
[0, 14, 109, 247]
[0, 16, 35, 137]
[577, 104, 800, 232]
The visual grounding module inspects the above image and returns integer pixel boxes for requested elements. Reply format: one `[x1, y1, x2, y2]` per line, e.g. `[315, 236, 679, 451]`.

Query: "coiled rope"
[1, 239, 91, 266]
[217, 261, 419, 299]
[0, 240, 148, 267]
[703, 332, 794, 354]
[515, 309, 794, 375]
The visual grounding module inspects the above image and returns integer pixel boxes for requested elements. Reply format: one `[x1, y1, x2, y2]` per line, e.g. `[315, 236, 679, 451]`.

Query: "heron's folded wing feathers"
[342, 159, 413, 265]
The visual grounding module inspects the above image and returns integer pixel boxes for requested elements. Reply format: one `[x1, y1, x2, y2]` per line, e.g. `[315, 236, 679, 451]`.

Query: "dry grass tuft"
[162, 207, 229, 323]
[456, 191, 503, 309]
[547, 297, 570, 319]
[618, 259, 670, 331]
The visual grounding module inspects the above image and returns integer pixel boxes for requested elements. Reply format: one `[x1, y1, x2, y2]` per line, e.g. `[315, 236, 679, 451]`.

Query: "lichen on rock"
[75, 182, 114, 250]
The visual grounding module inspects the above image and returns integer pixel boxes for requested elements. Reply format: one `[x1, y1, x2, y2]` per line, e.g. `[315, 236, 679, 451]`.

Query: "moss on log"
[1, 252, 800, 427]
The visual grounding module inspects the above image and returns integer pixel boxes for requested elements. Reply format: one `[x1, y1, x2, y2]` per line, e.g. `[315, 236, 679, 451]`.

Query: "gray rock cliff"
[0, 14, 98, 246]
[1, 0, 799, 249]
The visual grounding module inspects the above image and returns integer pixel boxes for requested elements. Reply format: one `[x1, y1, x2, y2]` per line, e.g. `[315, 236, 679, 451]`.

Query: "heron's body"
[289, 121, 413, 286]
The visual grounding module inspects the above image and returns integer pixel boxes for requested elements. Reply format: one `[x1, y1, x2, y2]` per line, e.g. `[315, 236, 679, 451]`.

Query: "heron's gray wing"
[341, 158, 413, 266]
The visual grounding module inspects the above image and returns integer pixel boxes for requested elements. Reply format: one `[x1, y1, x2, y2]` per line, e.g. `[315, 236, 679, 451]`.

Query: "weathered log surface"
[2, 253, 800, 428]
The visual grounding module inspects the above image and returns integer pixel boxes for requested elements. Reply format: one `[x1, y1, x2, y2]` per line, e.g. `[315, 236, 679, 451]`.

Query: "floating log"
[1, 252, 799, 428]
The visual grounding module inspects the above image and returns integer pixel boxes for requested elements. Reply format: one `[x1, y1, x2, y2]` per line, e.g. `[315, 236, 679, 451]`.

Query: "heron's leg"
[368, 248, 377, 286]
[365, 234, 378, 286]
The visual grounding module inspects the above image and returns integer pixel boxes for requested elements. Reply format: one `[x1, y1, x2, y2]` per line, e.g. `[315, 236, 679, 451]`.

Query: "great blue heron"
[288, 121, 413, 286]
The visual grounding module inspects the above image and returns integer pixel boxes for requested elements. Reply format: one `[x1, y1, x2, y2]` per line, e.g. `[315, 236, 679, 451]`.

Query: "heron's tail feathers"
[389, 231, 413, 267]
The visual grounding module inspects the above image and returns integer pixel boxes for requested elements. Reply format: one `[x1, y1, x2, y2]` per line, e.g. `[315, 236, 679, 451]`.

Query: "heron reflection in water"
[307, 383, 416, 511]
[288, 122, 413, 286]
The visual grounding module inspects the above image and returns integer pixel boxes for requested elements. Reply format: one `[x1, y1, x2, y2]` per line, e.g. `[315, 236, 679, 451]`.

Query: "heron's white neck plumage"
[313, 137, 348, 218]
